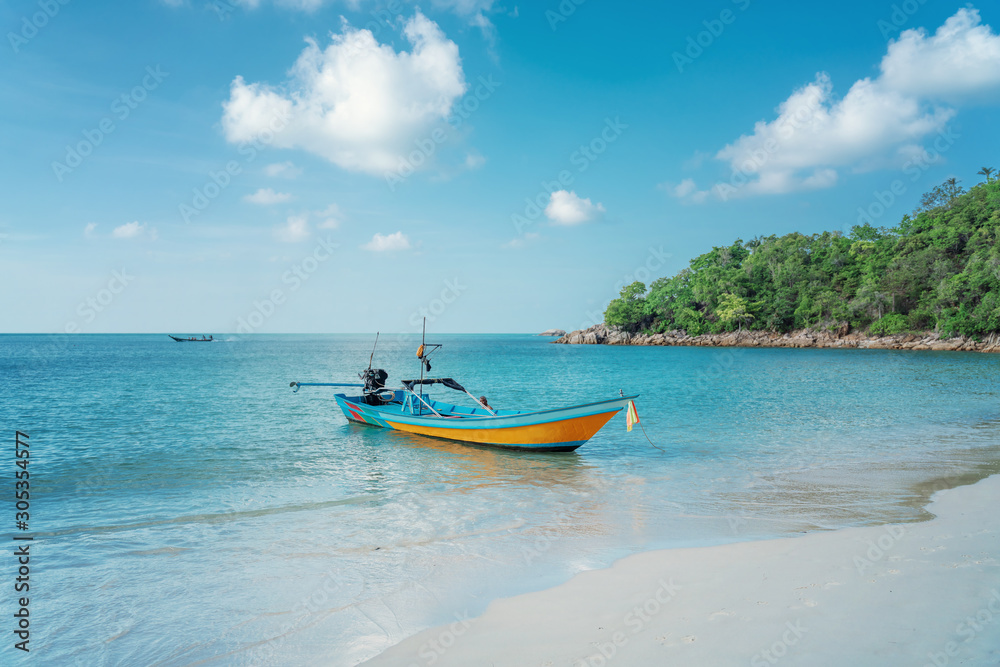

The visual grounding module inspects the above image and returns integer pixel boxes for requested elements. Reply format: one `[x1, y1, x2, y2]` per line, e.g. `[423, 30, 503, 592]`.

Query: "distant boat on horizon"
[168, 334, 213, 342]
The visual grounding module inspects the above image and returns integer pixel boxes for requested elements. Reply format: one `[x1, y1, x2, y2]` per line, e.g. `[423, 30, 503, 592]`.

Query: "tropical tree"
[604, 175, 1000, 339]
[978, 166, 995, 184]
[717, 293, 755, 331]
[914, 177, 965, 214]
[604, 282, 648, 332]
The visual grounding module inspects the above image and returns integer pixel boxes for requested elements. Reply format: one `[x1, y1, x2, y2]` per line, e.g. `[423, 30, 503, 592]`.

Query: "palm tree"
[978, 167, 995, 184]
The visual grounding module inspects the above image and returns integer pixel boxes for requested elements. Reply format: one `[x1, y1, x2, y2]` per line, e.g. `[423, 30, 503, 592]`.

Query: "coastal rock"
[552, 325, 993, 354]
[554, 323, 611, 345]
[606, 330, 631, 345]
[538, 329, 566, 337]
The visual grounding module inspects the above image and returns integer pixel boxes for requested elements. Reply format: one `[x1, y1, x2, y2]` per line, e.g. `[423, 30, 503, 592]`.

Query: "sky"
[2, 0, 1000, 334]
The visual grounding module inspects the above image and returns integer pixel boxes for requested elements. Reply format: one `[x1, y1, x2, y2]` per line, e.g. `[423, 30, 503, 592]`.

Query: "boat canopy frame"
[401, 377, 466, 392]
[399, 378, 498, 417]
[290, 378, 497, 418]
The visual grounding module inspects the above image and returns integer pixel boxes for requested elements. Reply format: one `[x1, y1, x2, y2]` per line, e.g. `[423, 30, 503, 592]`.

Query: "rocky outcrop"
[538, 329, 567, 337]
[553, 324, 1000, 353]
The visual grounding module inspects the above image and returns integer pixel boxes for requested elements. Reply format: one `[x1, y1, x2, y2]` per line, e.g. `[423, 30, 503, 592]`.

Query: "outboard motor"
[359, 368, 389, 404]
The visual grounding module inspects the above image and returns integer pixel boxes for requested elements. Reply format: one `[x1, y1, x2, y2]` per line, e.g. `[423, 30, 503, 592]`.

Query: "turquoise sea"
[1, 334, 998, 665]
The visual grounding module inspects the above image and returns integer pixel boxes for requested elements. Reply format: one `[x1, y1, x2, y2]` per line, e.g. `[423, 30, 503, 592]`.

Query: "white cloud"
[213, 0, 323, 9]
[544, 190, 605, 226]
[278, 0, 325, 10]
[465, 152, 486, 170]
[674, 178, 698, 197]
[244, 187, 292, 205]
[84, 223, 97, 238]
[880, 8, 1000, 100]
[275, 214, 310, 243]
[432, 0, 499, 47]
[264, 161, 303, 178]
[432, 0, 496, 16]
[189, 0, 497, 23]
[112, 221, 154, 239]
[315, 204, 341, 229]
[502, 232, 539, 249]
[363, 231, 411, 252]
[679, 8, 1000, 201]
[221, 12, 467, 175]
[661, 179, 710, 204]
[671, 178, 696, 198]
[711, 72, 953, 197]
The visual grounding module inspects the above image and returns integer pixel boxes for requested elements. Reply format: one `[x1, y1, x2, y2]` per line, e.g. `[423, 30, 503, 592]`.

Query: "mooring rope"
[637, 419, 668, 454]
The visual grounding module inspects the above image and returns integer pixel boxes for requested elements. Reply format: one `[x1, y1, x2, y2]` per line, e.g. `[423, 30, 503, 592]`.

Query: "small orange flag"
[626, 401, 639, 432]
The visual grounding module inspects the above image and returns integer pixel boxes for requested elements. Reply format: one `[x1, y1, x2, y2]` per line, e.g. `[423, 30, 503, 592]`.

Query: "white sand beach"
[364, 475, 1000, 666]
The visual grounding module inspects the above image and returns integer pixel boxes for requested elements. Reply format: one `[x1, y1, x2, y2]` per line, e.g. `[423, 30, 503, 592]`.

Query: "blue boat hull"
[332, 392, 638, 452]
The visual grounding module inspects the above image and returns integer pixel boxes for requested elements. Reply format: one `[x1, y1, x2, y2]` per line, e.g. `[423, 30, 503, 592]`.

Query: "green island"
[589, 173, 1000, 348]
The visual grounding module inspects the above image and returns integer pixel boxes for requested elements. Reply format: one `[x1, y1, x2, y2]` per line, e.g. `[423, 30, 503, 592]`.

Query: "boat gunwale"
[334, 392, 638, 425]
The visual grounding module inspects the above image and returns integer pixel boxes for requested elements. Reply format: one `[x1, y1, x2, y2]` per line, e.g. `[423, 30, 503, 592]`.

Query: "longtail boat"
[168, 335, 213, 342]
[290, 323, 638, 452]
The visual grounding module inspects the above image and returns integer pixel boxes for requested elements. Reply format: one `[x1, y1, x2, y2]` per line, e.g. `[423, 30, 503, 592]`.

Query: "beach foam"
[364, 475, 1000, 666]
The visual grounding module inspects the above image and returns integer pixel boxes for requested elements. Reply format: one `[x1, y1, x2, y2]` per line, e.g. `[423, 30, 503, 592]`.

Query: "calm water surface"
[1, 334, 998, 665]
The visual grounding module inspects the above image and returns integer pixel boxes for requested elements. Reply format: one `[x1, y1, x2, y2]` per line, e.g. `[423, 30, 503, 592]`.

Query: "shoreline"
[552, 324, 1000, 353]
[362, 474, 1000, 666]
